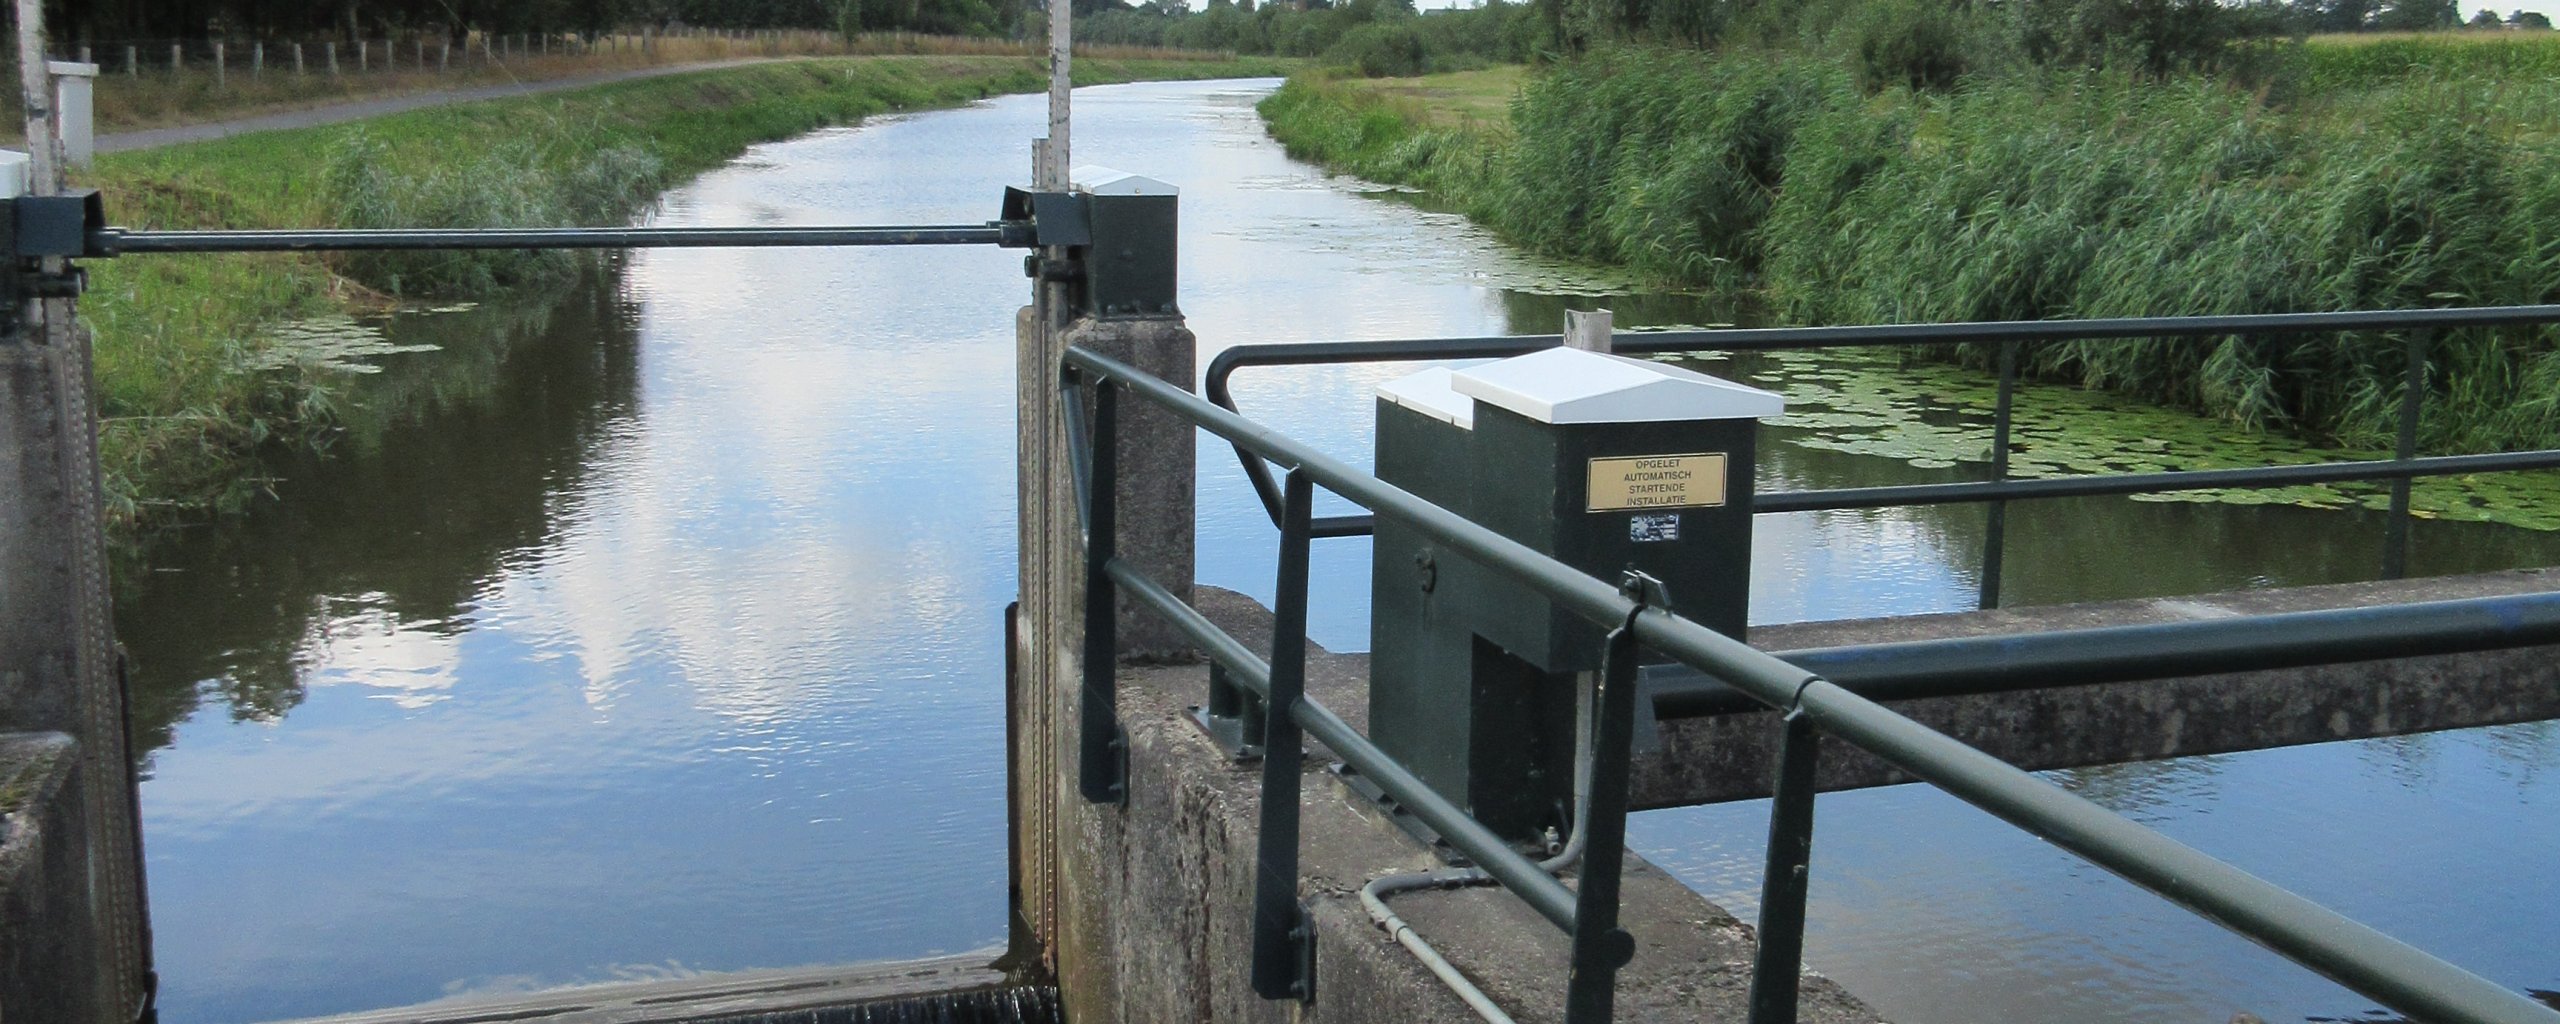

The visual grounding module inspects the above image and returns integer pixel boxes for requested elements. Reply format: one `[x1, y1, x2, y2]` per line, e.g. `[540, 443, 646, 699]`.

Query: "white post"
[358, 39, 368, 71]
[169, 42, 181, 74]
[326, 40, 338, 75]
[1044, 0, 1071, 190]
[213, 41, 225, 87]
[1564, 308, 1615, 353]
[18, 27, 58, 187]
[47, 61, 96, 170]
[253, 41, 263, 78]
[295, 42, 306, 75]
[126, 44, 138, 77]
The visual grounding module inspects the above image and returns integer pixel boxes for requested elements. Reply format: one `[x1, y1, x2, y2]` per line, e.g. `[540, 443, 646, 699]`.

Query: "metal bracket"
[998, 187, 1090, 248]
[1185, 663, 1266, 762]
[15, 190, 105, 259]
[1285, 899, 1318, 1004]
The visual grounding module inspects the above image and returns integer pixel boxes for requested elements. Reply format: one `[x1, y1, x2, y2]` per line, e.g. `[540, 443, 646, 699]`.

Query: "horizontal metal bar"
[1106, 555, 1581, 932]
[1652, 590, 2560, 718]
[1781, 662, 2560, 1024]
[89, 223, 1014, 255]
[1069, 344, 2560, 1024]
[1756, 449, 2560, 514]
[1203, 305, 2560, 382]
[1107, 559, 1270, 690]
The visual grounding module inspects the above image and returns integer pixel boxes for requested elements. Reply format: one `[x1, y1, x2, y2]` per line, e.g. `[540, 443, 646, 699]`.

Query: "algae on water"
[1685, 347, 2560, 532]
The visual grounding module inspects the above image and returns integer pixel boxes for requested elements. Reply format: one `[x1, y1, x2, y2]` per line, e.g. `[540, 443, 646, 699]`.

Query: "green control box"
[1369, 348, 1783, 844]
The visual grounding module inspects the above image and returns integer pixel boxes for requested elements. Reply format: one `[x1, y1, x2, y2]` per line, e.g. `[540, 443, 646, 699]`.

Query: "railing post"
[1077, 381, 1125, 806]
[1564, 608, 1647, 1024]
[1979, 340, 2018, 609]
[1746, 710, 1822, 1024]
[2382, 329, 2428, 580]
[1250, 470, 1316, 1003]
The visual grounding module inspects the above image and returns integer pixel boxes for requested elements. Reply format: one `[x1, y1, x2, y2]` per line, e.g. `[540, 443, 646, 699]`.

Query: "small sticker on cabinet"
[1630, 513, 1681, 542]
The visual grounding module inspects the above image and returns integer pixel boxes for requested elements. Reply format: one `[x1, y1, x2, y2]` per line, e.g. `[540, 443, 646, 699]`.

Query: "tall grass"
[1262, 49, 2560, 452]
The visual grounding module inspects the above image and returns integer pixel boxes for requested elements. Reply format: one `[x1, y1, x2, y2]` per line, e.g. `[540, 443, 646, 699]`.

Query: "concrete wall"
[0, 732, 105, 1024]
[1020, 588, 1880, 1024]
[1635, 567, 2560, 807]
[0, 300, 150, 1022]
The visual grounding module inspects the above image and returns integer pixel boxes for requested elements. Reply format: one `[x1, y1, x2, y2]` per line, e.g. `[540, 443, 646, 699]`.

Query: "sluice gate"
[5, 32, 2560, 1024]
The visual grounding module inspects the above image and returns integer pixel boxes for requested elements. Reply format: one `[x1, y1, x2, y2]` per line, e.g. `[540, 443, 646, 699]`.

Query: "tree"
[2513, 8, 2554, 26]
[2373, 0, 2458, 28]
[2469, 6, 2502, 24]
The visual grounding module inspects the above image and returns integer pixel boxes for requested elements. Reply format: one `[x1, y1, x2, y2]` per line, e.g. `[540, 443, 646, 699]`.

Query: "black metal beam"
[1755, 449, 2560, 513]
[1649, 590, 2560, 719]
[87, 223, 1019, 255]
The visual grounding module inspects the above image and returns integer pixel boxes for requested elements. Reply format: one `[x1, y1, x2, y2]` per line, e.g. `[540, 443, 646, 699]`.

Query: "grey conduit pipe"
[1359, 671, 1601, 1024]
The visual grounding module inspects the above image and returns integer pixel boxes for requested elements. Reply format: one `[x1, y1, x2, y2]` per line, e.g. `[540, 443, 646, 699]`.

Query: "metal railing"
[1204, 304, 2560, 609]
[1064, 342, 2560, 1024]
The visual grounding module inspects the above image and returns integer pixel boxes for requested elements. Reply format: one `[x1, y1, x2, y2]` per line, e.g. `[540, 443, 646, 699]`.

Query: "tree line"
[51, 0, 1031, 44]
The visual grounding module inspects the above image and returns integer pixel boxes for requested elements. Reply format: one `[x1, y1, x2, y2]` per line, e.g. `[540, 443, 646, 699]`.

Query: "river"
[116, 78, 2560, 1024]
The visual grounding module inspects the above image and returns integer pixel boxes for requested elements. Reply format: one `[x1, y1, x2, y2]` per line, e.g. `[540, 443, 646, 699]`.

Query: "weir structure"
[6, 39, 2560, 1024]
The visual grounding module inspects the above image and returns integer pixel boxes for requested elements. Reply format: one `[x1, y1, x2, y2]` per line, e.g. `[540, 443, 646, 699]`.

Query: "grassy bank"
[80, 54, 1287, 534]
[1259, 45, 2560, 456]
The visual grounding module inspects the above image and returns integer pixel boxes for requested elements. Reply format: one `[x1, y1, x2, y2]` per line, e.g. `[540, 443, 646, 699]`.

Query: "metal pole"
[2382, 329, 2427, 580]
[1979, 340, 2018, 609]
[18, 0, 60, 185]
[1078, 382, 1124, 805]
[1564, 619, 1644, 1024]
[1250, 470, 1315, 1002]
[1745, 712, 1821, 1024]
[1043, 0, 1071, 190]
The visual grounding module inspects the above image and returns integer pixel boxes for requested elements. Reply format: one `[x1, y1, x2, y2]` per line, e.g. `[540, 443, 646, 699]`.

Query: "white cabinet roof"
[1071, 165, 1177, 197]
[1377, 366, 1476, 429]
[1449, 347, 1784, 425]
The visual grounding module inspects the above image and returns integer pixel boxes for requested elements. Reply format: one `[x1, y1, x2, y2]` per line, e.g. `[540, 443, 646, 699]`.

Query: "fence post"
[2382, 330, 2430, 580]
[252, 41, 263, 78]
[294, 42, 305, 76]
[439, 39, 450, 71]
[325, 41, 338, 76]
[169, 42, 180, 74]
[1979, 339, 2019, 610]
[357, 39, 367, 72]
[126, 44, 138, 77]
[213, 41, 225, 87]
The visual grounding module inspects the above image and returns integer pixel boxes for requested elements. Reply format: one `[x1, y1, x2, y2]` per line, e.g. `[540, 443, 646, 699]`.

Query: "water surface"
[119, 79, 2560, 1023]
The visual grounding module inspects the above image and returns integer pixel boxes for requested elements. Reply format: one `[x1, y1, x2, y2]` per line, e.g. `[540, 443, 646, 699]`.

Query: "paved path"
[96, 58, 794, 153]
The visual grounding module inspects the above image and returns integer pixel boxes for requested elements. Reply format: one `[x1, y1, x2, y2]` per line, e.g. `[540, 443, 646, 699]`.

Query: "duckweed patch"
[1703, 347, 2560, 532]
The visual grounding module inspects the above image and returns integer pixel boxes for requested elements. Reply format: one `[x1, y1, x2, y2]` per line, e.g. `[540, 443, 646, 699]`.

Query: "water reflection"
[112, 78, 2559, 1024]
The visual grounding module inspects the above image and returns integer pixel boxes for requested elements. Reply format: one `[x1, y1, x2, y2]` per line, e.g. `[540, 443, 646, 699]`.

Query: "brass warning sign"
[1586, 453, 1727, 512]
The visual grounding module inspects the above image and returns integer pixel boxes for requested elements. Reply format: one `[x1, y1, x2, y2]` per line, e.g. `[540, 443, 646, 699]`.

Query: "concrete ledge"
[1636, 567, 2560, 807]
[272, 949, 1026, 1024]
[1055, 588, 1880, 1023]
[0, 730, 100, 1024]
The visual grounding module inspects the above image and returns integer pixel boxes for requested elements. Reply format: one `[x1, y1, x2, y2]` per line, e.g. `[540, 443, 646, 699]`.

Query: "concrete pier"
[1022, 587, 1881, 1024]
[1638, 567, 2560, 807]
